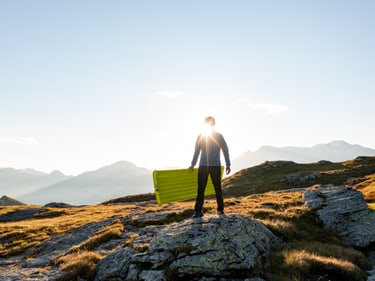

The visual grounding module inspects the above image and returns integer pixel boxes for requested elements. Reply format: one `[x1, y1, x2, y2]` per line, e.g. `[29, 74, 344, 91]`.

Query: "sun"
[201, 123, 214, 136]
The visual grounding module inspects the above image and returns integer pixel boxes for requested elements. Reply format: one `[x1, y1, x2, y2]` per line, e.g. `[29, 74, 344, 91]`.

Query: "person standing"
[189, 116, 231, 218]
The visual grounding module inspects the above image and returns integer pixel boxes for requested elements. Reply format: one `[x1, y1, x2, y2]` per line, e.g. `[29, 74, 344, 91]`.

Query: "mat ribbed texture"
[153, 167, 223, 204]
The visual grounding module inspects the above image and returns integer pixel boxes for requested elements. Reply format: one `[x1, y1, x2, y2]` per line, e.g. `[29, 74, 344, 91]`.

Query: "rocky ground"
[1, 184, 375, 280]
[0, 208, 280, 281]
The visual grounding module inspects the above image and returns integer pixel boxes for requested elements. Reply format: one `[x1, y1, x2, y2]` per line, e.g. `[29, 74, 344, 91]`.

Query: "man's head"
[204, 116, 215, 127]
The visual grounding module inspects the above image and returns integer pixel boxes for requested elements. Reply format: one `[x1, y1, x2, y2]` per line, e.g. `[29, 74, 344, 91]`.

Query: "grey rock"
[94, 247, 135, 281]
[93, 214, 278, 280]
[303, 185, 375, 247]
[263, 160, 295, 168]
[138, 270, 166, 281]
[26, 218, 117, 267]
[132, 210, 182, 224]
[126, 264, 141, 280]
[96, 238, 125, 255]
[0, 208, 43, 222]
[44, 202, 75, 208]
[247, 278, 267, 281]
[0, 263, 64, 281]
[367, 251, 375, 281]
[281, 171, 321, 186]
[302, 186, 324, 209]
[137, 214, 281, 278]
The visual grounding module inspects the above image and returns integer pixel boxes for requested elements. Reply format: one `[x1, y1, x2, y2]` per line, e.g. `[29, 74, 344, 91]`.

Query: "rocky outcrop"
[26, 218, 117, 268]
[44, 202, 75, 208]
[0, 212, 278, 281]
[0, 208, 43, 222]
[281, 171, 321, 186]
[303, 185, 375, 247]
[0, 195, 25, 206]
[95, 214, 280, 281]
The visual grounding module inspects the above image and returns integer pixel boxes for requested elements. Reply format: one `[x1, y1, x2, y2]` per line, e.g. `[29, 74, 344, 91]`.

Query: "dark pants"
[194, 166, 224, 213]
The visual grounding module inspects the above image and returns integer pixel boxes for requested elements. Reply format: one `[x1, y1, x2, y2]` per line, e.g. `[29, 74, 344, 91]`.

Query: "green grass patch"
[223, 157, 375, 197]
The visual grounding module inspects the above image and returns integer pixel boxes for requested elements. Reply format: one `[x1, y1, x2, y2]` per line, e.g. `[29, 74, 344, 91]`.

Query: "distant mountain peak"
[231, 140, 375, 174]
[49, 170, 66, 177]
[0, 195, 25, 206]
[321, 140, 351, 147]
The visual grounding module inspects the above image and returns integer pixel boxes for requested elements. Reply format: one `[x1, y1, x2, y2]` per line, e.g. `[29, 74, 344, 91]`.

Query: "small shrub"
[55, 251, 101, 281]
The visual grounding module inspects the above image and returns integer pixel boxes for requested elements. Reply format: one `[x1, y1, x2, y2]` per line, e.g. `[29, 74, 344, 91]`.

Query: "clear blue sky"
[1, 0, 374, 175]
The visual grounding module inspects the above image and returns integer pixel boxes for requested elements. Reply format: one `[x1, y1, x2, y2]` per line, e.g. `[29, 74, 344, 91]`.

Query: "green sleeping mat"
[153, 167, 224, 205]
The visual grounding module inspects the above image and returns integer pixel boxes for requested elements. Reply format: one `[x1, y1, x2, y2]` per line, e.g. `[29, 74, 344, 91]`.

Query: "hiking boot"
[193, 212, 203, 218]
[217, 210, 225, 215]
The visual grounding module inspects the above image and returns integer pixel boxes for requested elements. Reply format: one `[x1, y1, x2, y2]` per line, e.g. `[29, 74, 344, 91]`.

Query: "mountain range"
[230, 140, 375, 173]
[1, 161, 152, 206]
[0, 140, 374, 205]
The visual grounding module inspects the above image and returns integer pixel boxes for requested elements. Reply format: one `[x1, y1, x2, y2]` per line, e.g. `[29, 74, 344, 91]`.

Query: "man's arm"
[189, 135, 202, 169]
[220, 134, 231, 174]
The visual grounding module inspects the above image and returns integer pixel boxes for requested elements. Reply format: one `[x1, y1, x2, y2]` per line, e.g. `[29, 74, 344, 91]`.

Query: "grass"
[352, 173, 375, 203]
[1, 157, 375, 280]
[68, 219, 124, 253]
[278, 249, 366, 281]
[0, 194, 371, 281]
[222, 156, 375, 197]
[55, 251, 101, 281]
[0, 205, 136, 257]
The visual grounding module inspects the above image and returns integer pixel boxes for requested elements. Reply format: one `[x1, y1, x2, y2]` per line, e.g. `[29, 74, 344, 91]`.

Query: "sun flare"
[201, 123, 214, 136]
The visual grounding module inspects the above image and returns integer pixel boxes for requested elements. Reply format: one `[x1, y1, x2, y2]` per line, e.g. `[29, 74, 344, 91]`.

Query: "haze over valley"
[1, 140, 374, 205]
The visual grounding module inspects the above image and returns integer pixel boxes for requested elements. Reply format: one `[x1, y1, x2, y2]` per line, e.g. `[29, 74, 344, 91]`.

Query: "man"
[189, 116, 231, 218]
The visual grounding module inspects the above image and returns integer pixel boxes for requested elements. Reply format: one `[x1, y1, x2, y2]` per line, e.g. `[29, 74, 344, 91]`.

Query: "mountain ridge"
[231, 140, 375, 174]
[1, 140, 374, 205]
[17, 161, 153, 205]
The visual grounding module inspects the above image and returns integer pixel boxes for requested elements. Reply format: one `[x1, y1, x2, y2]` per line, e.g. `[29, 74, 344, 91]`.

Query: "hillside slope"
[224, 156, 375, 198]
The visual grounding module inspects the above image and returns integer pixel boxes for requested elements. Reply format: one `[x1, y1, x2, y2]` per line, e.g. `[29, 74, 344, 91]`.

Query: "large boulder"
[95, 214, 280, 280]
[303, 185, 375, 247]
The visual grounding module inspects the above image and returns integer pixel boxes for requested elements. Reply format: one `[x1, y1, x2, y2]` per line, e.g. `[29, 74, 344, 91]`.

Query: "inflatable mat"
[153, 167, 224, 205]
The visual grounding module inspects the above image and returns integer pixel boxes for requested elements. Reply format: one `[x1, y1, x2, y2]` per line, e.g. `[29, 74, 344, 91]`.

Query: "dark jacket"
[191, 132, 230, 167]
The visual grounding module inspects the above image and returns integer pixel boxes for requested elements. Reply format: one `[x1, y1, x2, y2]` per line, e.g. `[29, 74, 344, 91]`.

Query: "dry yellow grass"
[69, 219, 124, 253]
[0, 189, 371, 281]
[352, 173, 375, 202]
[0, 204, 137, 257]
[285, 249, 356, 269]
[55, 251, 101, 281]
[282, 249, 365, 280]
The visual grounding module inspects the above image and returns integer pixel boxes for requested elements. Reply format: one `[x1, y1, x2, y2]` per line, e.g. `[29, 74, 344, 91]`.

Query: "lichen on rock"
[95, 214, 282, 280]
[303, 185, 375, 247]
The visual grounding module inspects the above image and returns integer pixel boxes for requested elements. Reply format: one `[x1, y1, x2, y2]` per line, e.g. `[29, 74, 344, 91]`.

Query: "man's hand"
[226, 166, 231, 175]
[188, 165, 194, 171]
